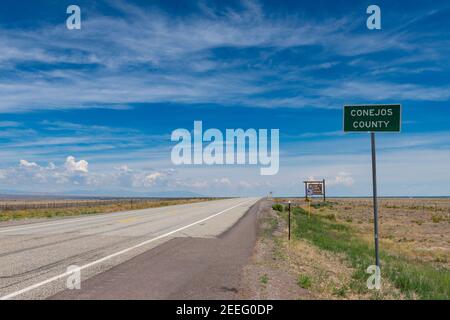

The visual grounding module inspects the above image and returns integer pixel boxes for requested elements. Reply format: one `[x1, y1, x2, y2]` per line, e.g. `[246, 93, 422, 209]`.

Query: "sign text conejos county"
[343, 104, 401, 132]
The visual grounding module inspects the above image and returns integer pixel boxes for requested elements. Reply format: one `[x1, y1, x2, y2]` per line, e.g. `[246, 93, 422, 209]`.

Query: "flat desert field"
[326, 198, 450, 267]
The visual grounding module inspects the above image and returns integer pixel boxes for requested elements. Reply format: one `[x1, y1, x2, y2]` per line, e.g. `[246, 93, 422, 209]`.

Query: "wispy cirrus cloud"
[319, 81, 450, 102]
[0, 0, 449, 112]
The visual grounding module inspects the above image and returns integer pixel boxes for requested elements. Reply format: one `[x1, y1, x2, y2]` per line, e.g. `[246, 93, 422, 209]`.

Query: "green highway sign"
[342, 103, 402, 268]
[343, 104, 401, 132]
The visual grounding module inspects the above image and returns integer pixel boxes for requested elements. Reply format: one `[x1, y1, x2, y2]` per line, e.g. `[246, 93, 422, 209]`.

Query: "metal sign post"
[307, 187, 312, 218]
[308, 198, 311, 219]
[371, 132, 380, 268]
[304, 183, 308, 201]
[288, 201, 291, 241]
[343, 104, 401, 269]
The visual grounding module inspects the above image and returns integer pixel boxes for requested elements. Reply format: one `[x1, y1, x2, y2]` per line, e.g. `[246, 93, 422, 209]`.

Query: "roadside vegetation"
[241, 199, 449, 300]
[272, 203, 284, 212]
[292, 206, 449, 299]
[0, 198, 214, 221]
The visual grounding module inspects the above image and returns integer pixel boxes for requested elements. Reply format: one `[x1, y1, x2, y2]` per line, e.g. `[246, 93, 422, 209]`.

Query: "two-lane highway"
[0, 197, 259, 299]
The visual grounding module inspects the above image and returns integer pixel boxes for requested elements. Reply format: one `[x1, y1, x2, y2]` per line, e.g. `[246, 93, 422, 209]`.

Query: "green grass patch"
[310, 201, 336, 209]
[292, 207, 450, 300]
[332, 285, 348, 298]
[297, 274, 312, 289]
[272, 203, 284, 212]
[260, 274, 269, 284]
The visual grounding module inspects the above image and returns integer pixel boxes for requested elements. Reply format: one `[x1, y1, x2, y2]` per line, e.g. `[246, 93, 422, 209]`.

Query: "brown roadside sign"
[307, 183, 323, 195]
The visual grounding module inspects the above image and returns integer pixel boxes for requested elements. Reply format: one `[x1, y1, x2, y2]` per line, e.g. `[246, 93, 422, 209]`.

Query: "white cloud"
[237, 180, 272, 189]
[64, 156, 89, 173]
[2, 157, 91, 188]
[214, 177, 232, 186]
[1, 143, 450, 196]
[145, 172, 164, 185]
[188, 180, 209, 188]
[238, 180, 253, 188]
[327, 172, 355, 187]
[115, 164, 132, 172]
[19, 159, 39, 169]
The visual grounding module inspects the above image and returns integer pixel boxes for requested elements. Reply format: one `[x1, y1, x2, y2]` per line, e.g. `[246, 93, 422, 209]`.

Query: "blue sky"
[0, 0, 450, 196]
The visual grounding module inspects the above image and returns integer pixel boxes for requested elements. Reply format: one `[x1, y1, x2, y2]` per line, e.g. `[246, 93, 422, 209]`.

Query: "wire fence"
[0, 198, 202, 211]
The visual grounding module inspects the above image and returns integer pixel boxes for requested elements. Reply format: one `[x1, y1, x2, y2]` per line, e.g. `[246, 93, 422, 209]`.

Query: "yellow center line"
[117, 217, 140, 223]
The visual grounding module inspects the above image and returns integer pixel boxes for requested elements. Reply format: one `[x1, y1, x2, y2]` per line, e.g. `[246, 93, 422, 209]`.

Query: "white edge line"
[0, 198, 254, 300]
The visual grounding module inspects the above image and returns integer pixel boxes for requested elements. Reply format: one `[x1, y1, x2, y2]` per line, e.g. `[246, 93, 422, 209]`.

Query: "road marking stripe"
[118, 217, 140, 223]
[0, 198, 254, 300]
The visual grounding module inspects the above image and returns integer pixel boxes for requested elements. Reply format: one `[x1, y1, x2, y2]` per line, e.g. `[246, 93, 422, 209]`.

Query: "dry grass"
[316, 198, 450, 268]
[273, 198, 449, 299]
[274, 198, 450, 268]
[284, 237, 403, 299]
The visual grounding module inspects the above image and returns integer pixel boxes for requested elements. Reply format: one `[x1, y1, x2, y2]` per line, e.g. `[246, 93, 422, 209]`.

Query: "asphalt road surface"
[0, 197, 260, 300]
